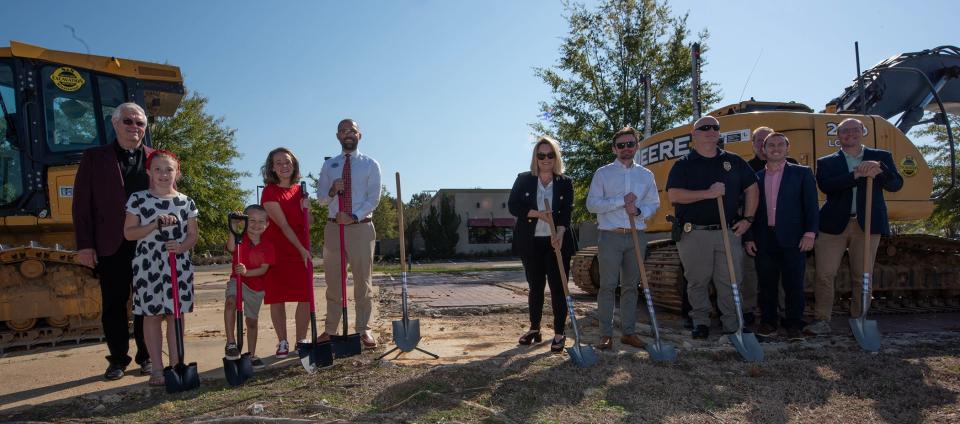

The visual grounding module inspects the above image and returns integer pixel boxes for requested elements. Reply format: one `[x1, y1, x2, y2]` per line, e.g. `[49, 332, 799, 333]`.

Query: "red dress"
[261, 183, 311, 304]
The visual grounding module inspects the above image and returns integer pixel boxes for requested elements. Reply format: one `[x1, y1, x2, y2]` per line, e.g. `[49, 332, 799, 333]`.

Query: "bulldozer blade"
[849, 317, 881, 352]
[298, 340, 334, 372]
[164, 361, 200, 394]
[728, 331, 764, 363]
[332, 334, 362, 358]
[223, 353, 254, 386]
[392, 319, 421, 352]
[645, 340, 677, 362]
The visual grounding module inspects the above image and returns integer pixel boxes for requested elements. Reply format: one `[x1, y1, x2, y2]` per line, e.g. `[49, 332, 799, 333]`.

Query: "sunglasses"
[696, 124, 720, 132]
[615, 141, 637, 149]
[122, 118, 146, 128]
[537, 152, 556, 160]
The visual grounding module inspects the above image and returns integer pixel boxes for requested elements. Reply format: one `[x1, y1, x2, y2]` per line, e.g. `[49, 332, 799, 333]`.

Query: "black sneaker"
[104, 364, 125, 381]
[250, 356, 266, 369]
[692, 325, 710, 340]
[786, 328, 805, 342]
[756, 323, 777, 338]
[138, 360, 153, 376]
[225, 342, 241, 360]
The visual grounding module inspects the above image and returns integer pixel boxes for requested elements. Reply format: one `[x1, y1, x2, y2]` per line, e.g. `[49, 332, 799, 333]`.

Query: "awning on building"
[467, 218, 492, 227]
[493, 218, 516, 227]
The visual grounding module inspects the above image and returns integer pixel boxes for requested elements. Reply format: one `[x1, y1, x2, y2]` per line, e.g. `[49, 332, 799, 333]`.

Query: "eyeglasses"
[536, 152, 556, 160]
[696, 124, 720, 132]
[122, 118, 146, 128]
[615, 141, 637, 149]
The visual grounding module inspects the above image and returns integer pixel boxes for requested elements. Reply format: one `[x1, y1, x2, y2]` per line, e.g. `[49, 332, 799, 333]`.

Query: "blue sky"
[2, 0, 954, 204]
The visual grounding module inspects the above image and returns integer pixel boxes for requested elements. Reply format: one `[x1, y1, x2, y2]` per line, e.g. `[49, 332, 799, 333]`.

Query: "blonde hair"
[529, 136, 565, 175]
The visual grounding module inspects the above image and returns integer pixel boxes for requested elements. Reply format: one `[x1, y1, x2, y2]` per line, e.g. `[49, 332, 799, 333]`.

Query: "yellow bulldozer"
[0, 41, 184, 352]
[572, 45, 960, 315]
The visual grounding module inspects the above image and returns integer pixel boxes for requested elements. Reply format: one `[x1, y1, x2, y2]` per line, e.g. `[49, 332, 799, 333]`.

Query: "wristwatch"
[743, 216, 755, 223]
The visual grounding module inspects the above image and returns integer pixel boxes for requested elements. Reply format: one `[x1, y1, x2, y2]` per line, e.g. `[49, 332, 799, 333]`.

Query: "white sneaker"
[275, 340, 290, 359]
[804, 320, 832, 335]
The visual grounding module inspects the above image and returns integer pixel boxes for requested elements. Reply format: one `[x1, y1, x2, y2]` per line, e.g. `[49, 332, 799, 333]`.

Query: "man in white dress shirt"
[316, 118, 382, 348]
[586, 126, 660, 350]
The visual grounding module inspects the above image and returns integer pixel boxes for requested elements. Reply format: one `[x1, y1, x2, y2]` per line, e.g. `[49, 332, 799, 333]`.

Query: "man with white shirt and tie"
[316, 118, 382, 348]
[586, 126, 660, 350]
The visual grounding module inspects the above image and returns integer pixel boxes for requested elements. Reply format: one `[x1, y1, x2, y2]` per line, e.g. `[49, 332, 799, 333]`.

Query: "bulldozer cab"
[0, 41, 183, 235]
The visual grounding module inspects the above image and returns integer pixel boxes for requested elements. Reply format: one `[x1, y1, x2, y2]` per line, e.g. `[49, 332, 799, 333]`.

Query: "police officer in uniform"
[666, 116, 759, 339]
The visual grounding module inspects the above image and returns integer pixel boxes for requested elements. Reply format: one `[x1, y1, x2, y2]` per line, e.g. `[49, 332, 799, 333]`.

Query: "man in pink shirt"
[744, 133, 818, 341]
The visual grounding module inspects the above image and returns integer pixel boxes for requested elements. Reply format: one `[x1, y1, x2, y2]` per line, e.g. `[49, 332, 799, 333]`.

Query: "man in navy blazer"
[744, 133, 818, 340]
[73, 102, 153, 380]
[805, 118, 904, 335]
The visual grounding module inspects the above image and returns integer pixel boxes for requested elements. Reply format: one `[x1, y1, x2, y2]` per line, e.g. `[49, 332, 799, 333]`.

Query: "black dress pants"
[754, 227, 806, 330]
[96, 241, 148, 367]
[521, 236, 570, 334]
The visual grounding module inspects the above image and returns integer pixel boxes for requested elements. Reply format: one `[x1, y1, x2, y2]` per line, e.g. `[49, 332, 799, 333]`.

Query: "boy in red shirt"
[225, 205, 275, 368]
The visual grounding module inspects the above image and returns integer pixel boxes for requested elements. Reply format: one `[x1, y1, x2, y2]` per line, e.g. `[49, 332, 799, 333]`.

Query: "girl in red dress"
[260, 147, 311, 358]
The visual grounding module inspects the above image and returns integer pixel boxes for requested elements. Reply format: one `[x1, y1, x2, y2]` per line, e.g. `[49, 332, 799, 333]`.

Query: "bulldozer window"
[40, 66, 125, 153]
[0, 62, 23, 206]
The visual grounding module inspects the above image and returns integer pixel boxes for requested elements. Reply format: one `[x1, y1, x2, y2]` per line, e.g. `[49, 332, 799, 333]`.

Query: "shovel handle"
[863, 176, 873, 282]
[300, 182, 317, 314]
[542, 200, 571, 298]
[627, 214, 651, 291]
[396, 173, 406, 270]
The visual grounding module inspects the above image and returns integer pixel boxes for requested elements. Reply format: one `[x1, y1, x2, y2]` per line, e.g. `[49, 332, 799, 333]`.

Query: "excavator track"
[570, 234, 960, 315]
[0, 244, 107, 353]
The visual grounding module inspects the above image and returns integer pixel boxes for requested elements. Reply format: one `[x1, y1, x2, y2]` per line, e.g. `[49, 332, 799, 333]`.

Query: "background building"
[423, 188, 515, 255]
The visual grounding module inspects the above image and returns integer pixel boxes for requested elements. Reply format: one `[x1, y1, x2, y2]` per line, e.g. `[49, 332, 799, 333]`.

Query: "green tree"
[421, 194, 460, 257]
[373, 185, 398, 240]
[305, 173, 328, 252]
[149, 92, 249, 252]
[404, 192, 433, 255]
[909, 114, 960, 237]
[532, 0, 720, 221]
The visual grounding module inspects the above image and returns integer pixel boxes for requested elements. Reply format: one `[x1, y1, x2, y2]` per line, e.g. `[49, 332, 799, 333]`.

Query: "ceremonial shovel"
[297, 181, 334, 371]
[331, 192, 362, 358]
[378, 172, 438, 359]
[717, 198, 764, 362]
[161, 218, 201, 393]
[543, 199, 598, 368]
[849, 176, 881, 352]
[628, 214, 677, 362]
[223, 212, 254, 385]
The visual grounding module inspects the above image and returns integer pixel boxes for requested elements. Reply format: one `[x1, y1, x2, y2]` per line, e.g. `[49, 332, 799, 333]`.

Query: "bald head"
[691, 116, 721, 155]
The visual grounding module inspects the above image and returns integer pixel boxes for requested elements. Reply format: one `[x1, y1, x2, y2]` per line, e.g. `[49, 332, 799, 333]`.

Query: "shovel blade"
[645, 341, 678, 362]
[299, 341, 334, 372]
[566, 344, 599, 368]
[332, 334, 362, 358]
[728, 332, 764, 363]
[392, 319, 422, 352]
[164, 362, 200, 393]
[849, 317, 882, 352]
[223, 354, 254, 386]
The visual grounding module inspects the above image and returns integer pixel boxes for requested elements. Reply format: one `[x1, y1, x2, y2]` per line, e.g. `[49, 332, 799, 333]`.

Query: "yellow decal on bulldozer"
[900, 155, 918, 177]
[50, 67, 85, 92]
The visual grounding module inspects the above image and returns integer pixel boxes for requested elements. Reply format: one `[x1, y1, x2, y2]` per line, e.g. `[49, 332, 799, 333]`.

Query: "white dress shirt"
[534, 179, 553, 236]
[316, 149, 382, 220]
[586, 159, 660, 230]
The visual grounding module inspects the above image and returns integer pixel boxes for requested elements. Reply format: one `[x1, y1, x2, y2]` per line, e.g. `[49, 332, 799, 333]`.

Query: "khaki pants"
[677, 229, 743, 333]
[323, 221, 377, 334]
[813, 217, 881, 321]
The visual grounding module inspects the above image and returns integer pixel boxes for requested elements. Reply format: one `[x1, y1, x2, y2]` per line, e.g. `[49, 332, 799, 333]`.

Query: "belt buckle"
[683, 223, 692, 233]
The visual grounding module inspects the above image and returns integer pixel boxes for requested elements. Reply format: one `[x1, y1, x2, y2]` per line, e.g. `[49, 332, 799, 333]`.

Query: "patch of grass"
[593, 399, 627, 414]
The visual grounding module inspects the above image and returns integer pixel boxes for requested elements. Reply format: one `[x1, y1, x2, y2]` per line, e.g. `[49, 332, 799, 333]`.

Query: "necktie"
[342, 153, 353, 215]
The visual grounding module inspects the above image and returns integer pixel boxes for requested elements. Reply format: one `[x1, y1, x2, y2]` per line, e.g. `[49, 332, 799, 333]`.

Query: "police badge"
[723, 161, 732, 171]
[683, 222, 693, 233]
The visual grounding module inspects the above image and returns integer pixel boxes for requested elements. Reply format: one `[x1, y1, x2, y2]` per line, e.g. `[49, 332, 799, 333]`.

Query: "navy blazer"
[508, 172, 577, 257]
[753, 163, 819, 249]
[73, 142, 154, 257]
[816, 146, 903, 235]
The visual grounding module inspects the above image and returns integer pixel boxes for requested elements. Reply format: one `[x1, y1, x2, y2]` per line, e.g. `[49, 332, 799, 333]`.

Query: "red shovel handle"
[300, 182, 316, 312]
[168, 251, 180, 319]
[338, 194, 348, 308]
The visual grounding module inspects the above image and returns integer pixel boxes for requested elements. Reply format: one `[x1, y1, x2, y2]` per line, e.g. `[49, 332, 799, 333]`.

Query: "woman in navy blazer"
[508, 136, 577, 353]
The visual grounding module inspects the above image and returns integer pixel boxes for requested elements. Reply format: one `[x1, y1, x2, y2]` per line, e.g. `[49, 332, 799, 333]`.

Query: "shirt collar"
[612, 159, 638, 169]
[842, 145, 865, 160]
[341, 149, 362, 158]
[765, 161, 786, 174]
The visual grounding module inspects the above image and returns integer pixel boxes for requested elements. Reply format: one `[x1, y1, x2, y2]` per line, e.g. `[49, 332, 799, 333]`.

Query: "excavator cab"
[0, 41, 184, 351]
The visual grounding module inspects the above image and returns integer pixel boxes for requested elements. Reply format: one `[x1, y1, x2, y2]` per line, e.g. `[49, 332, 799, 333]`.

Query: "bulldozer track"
[570, 234, 960, 315]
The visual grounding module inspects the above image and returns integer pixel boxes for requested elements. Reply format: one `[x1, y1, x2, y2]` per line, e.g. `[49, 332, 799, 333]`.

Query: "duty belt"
[683, 223, 722, 232]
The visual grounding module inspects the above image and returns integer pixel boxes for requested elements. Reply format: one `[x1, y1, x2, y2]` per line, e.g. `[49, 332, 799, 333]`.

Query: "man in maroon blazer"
[73, 102, 153, 380]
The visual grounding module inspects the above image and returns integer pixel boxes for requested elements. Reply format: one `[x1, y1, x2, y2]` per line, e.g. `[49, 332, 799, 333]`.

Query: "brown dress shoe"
[360, 332, 377, 349]
[317, 332, 332, 342]
[596, 336, 613, 350]
[620, 334, 645, 348]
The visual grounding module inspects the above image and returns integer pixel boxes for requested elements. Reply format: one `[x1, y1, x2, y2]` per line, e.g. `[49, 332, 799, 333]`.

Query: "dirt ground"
[1, 262, 959, 422]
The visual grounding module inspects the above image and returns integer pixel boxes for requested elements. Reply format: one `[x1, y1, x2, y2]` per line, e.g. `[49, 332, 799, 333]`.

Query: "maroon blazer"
[73, 143, 154, 257]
